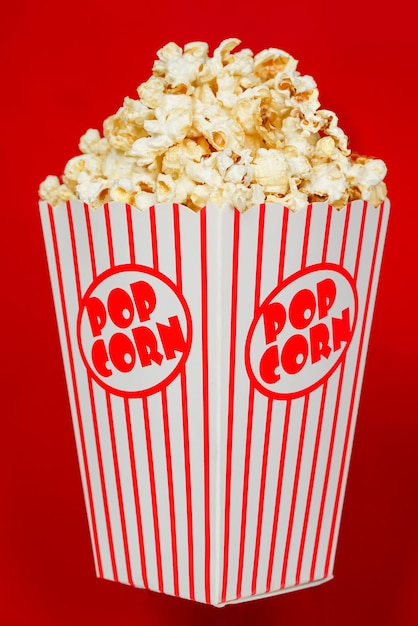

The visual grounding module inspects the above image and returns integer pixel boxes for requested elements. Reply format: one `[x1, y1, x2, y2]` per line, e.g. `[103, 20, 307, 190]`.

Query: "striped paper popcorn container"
[39, 198, 389, 606]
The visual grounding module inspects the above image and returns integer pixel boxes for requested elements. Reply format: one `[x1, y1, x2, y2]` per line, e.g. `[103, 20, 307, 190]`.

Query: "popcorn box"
[40, 198, 389, 606]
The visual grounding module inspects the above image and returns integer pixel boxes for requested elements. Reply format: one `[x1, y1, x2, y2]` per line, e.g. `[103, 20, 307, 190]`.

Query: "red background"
[1, 1, 417, 624]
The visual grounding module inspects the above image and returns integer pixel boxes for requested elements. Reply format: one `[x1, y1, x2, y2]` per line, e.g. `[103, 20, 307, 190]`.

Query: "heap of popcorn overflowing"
[39, 38, 387, 213]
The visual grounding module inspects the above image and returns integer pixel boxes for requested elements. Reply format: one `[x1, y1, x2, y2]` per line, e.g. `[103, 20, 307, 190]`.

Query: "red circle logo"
[77, 264, 192, 396]
[245, 264, 358, 399]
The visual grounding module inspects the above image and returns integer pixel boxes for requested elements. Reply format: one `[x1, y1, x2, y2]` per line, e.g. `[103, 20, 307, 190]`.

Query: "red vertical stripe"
[221, 209, 240, 603]
[67, 203, 82, 298]
[143, 397, 164, 591]
[253, 205, 266, 307]
[301, 204, 312, 268]
[339, 203, 351, 265]
[277, 207, 289, 284]
[84, 203, 97, 278]
[200, 208, 211, 603]
[236, 204, 266, 599]
[173, 204, 195, 600]
[180, 367, 194, 600]
[295, 381, 328, 584]
[126, 204, 135, 262]
[104, 204, 115, 267]
[124, 397, 148, 588]
[266, 400, 292, 591]
[149, 206, 159, 270]
[250, 397, 274, 595]
[105, 392, 134, 585]
[161, 387, 180, 595]
[48, 204, 103, 578]
[353, 201, 368, 283]
[172, 205, 181, 285]
[324, 203, 385, 576]
[322, 205, 333, 263]
[280, 394, 310, 587]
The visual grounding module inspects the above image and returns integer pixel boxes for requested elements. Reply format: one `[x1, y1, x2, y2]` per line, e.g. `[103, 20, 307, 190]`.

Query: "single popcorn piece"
[252, 149, 290, 195]
[39, 175, 61, 205]
[39, 39, 388, 212]
[79, 129, 110, 156]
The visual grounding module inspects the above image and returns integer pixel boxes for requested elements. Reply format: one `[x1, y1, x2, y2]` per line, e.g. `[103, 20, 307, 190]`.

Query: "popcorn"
[39, 175, 61, 205]
[252, 149, 290, 195]
[75, 173, 109, 208]
[109, 178, 137, 203]
[39, 39, 388, 212]
[301, 162, 348, 206]
[39, 175, 75, 205]
[79, 128, 110, 156]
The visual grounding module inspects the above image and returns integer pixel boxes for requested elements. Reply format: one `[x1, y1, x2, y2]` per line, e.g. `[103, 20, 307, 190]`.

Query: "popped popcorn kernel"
[253, 149, 290, 195]
[39, 175, 61, 205]
[39, 38, 387, 212]
[79, 129, 110, 156]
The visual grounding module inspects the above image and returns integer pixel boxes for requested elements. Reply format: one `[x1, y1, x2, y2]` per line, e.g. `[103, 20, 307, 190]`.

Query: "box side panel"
[218, 201, 389, 603]
[41, 201, 205, 600]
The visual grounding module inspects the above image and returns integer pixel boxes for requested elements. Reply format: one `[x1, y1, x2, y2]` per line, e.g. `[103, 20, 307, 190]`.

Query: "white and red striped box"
[39, 199, 389, 606]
